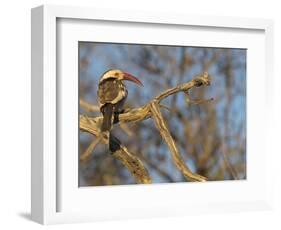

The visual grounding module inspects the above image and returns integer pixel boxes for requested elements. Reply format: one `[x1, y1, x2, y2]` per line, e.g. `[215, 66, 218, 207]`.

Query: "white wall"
[0, 0, 280, 229]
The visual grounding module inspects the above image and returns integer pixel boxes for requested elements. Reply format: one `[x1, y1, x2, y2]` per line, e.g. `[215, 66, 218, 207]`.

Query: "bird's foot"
[113, 109, 130, 123]
[114, 108, 128, 115]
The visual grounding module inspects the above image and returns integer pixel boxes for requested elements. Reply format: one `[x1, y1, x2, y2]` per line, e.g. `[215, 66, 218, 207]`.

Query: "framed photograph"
[31, 5, 274, 224]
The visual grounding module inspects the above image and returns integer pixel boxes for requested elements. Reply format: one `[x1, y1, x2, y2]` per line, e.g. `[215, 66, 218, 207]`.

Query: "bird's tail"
[101, 104, 121, 152]
[101, 103, 114, 132]
[109, 133, 121, 152]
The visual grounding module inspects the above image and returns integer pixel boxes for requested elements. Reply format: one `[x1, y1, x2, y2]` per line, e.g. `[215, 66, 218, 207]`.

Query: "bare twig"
[220, 143, 239, 180]
[159, 104, 173, 112]
[80, 99, 100, 112]
[184, 91, 214, 105]
[154, 72, 210, 102]
[80, 136, 101, 163]
[141, 155, 175, 182]
[119, 123, 134, 136]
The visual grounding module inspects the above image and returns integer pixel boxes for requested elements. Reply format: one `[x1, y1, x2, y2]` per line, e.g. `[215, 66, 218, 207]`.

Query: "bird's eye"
[114, 72, 119, 77]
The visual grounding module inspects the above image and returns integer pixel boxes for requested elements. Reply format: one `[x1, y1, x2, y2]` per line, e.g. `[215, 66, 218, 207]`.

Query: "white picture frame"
[31, 4, 274, 225]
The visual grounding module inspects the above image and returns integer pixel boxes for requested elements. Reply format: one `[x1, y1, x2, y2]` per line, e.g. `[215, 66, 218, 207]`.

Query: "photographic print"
[79, 42, 246, 186]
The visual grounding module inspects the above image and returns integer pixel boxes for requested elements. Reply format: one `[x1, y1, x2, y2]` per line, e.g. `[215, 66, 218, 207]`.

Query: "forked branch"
[80, 72, 211, 183]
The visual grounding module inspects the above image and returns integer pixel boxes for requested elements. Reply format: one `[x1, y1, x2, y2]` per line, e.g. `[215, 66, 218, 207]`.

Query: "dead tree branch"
[150, 102, 206, 182]
[80, 72, 211, 183]
[80, 99, 100, 112]
[80, 118, 152, 184]
[113, 146, 152, 184]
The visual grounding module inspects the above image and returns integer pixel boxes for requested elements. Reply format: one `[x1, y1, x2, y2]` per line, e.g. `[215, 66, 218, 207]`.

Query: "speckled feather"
[98, 78, 128, 110]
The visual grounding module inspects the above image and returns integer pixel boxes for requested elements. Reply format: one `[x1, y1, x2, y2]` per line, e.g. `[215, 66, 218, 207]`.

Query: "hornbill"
[97, 69, 143, 151]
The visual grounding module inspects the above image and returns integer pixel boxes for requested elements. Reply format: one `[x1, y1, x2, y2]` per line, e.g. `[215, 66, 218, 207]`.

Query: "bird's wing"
[98, 79, 126, 105]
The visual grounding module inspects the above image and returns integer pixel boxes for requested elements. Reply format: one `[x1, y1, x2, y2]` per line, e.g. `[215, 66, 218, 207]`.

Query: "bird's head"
[99, 69, 143, 86]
